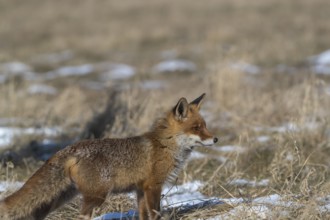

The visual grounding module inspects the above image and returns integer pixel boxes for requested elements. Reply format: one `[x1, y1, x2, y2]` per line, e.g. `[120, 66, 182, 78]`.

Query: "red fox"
[0, 93, 218, 220]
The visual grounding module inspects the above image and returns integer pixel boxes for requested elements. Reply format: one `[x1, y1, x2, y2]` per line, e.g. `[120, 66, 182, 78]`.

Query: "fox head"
[168, 93, 218, 149]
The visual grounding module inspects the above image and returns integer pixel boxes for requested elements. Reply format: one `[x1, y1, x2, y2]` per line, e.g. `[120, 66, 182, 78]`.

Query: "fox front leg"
[137, 189, 149, 220]
[144, 185, 162, 220]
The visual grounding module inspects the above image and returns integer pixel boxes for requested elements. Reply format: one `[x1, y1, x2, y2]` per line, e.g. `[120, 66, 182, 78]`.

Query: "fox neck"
[145, 130, 192, 183]
[144, 116, 199, 183]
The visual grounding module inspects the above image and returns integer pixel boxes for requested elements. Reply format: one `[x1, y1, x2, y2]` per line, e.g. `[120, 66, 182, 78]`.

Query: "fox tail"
[0, 157, 78, 220]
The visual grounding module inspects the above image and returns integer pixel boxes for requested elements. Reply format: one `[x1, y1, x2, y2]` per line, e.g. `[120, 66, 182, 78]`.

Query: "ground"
[0, 0, 330, 219]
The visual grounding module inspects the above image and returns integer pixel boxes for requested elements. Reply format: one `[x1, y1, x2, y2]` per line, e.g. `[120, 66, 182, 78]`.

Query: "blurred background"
[1, 0, 330, 219]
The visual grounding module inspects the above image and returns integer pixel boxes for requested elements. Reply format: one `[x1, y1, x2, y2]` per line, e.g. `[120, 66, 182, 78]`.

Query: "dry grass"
[1, 0, 330, 219]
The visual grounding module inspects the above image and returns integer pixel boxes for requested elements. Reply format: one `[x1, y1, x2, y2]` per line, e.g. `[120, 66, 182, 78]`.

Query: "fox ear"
[173, 97, 189, 121]
[190, 93, 206, 110]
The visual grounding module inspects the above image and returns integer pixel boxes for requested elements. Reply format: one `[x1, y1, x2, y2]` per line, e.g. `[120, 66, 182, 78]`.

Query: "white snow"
[94, 181, 330, 219]
[45, 64, 94, 79]
[189, 151, 228, 163]
[0, 62, 37, 82]
[255, 122, 319, 133]
[123, 181, 208, 208]
[27, 84, 58, 95]
[256, 136, 270, 143]
[0, 126, 62, 148]
[214, 194, 297, 219]
[99, 64, 135, 80]
[189, 151, 207, 160]
[0, 62, 32, 74]
[139, 80, 167, 90]
[212, 145, 246, 153]
[316, 195, 330, 213]
[0, 181, 23, 192]
[319, 204, 330, 213]
[161, 181, 206, 208]
[228, 178, 269, 187]
[153, 59, 196, 73]
[253, 194, 281, 204]
[230, 62, 260, 74]
[309, 49, 330, 75]
[212, 204, 271, 220]
[281, 122, 318, 132]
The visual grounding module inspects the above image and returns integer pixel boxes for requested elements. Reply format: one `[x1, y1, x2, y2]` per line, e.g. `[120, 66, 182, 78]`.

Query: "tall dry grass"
[0, 0, 330, 219]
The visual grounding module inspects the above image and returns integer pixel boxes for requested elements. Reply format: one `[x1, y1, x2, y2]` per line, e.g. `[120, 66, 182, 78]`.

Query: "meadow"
[1, 0, 330, 219]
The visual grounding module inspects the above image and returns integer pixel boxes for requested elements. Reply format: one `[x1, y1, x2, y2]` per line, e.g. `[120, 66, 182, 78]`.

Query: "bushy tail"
[0, 158, 78, 220]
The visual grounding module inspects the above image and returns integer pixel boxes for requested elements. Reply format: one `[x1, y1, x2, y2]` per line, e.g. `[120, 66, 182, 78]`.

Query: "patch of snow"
[317, 195, 330, 203]
[189, 151, 228, 163]
[253, 194, 281, 204]
[319, 204, 330, 213]
[215, 194, 297, 220]
[189, 151, 208, 160]
[99, 64, 135, 80]
[32, 50, 74, 64]
[212, 145, 246, 153]
[0, 126, 62, 148]
[309, 49, 330, 75]
[312, 50, 330, 64]
[213, 204, 270, 220]
[41, 138, 54, 145]
[162, 181, 206, 208]
[285, 152, 294, 161]
[228, 179, 269, 187]
[0, 128, 14, 147]
[230, 62, 260, 74]
[45, 64, 94, 79]
[316, 195, 330, 213]
[0, 62, 38, 82]
[221, 197, 246, 206]
[253, 194, 298, 208]
[0, 62, 32, 74]
[255, 122, 319, 133]
[139, 80, 167, 90]
[221, 194, 291, 207]
[0, 181, 23, 192]
[27, 84, 58, 95]
[153, 59, 196, 74]
[285, 122, 319, 132]
[256, 136, 270, 143]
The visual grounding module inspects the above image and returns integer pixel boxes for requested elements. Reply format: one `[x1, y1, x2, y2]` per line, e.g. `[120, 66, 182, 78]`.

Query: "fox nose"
[213, 137, 218, 143]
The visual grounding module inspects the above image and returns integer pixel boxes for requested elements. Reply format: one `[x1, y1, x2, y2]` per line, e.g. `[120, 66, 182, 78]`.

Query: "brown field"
[1, 0, 330, 219]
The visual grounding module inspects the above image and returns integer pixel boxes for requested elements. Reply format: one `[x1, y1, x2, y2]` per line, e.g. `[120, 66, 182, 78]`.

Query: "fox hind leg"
[80, 193, 107, 218]
[32, 184, 78, 220]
